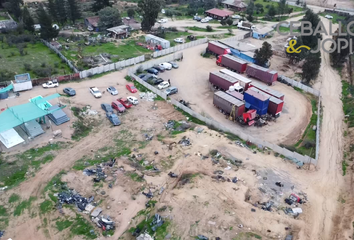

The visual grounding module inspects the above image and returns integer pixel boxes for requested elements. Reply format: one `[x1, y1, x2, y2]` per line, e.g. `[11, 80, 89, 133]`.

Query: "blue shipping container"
[244, 90, 270, 115]
[230, 49, 255, 63]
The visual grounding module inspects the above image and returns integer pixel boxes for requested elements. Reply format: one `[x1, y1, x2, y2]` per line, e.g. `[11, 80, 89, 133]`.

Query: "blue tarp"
[230, 49, 255, 63]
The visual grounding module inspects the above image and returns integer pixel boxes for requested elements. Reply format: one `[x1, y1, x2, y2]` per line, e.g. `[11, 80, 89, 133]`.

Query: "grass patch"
[342, 160, 349, 176]
[319, 12, 346, 24]
[56, 219, 73, 231]
[70, 215, 96, 239]
[342, 80, 354, 128]
[175, 107, 206, 125]
[14, 197, 36, 216]
[278, 26, 300, 33]
[293, 86, 304, 93]
[128, 172, 144, 182]
[233, 232, 262, 239]
[8, 193, 20, 203]
[127, 76, 165, 101]
[40, 200, 53, 214]
[131, 214, 170, 239]
[186, 26, 214, 32]
[0, 206, 7, 216]
[253, 0, 303, 17]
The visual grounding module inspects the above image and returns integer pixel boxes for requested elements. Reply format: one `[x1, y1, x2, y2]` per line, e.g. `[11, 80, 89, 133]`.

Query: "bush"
[41, 63, 46, 68]
[220, 19, 227, 25]
[136, 66, 143, 74]
[226, 18, 233, 26]
[24, 63, 31, 71]
[168, 27, 178, 32]
[303, 140, 315, 149]
[206, 25, 213, 32]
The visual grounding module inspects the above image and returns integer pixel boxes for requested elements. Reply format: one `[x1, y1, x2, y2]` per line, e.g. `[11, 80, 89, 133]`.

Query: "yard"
[0, 41, 72, 81]
[252, 0, 303, 17]
[319, 12, 347, 23]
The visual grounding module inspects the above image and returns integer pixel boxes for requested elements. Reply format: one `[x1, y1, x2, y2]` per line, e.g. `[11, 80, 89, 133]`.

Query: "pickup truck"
[42, 80, 59, 88]
[90, 87, 102, 98]
[118, 98, 132, 109]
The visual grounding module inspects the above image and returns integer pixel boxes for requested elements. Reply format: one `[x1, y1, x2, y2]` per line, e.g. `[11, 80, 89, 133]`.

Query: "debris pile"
[142, 190, 153, 198]
[165, 120, 192, 132]
[150, 214, 164, 231]
[92, 215, 115, 231]
[139, 92, 157, 101]
[58, 190, 94, 211]
[0, 230, 4, 238]
[196, 235, 209, 240]
[136, 233, 154, 240]
[83, 167, 107, 182]
[168, 172, 178, 178]
[178, 136, 191, 146]
[144, 133, 154, 141]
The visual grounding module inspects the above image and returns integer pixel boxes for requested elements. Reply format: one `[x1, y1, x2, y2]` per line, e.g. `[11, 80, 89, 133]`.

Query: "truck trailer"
[207, 41, 231, 56]
[209, 71, 243, 92]
[237, 21, 255, 31]
[226, 89, 244, 101]
[250, 82, 284, 100]
[213, 91, 245, 118]
[246, 64, 278, 85]
[244, 87, 270, 115]
[216, 54, 248, 73]
[219, 68, 252, 90]
[268, 96, 284, 117]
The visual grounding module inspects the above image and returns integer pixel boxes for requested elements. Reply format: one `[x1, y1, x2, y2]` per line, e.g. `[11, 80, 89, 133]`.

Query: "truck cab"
[230, 83, 244, 93]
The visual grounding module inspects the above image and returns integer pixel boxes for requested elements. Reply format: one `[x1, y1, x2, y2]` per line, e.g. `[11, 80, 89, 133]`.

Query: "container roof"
[248, 64, 277, 74]
[246, 87, 271, 101]
[209, 41, 230, 50]
[211, 71, 238, 84]
[270, 96, 283, 104]
[219, 68, 252, 84]
[214, 91, 244, 107]
[223, 54, 247, 64]
[219, 40, 257, 52]
[145, 34, 170, 44]
[251, 82, 284, 98]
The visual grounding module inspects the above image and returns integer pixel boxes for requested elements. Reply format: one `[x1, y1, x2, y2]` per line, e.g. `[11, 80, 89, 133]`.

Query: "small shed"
[252, 27, 273, 39]
[223, 0, 248, 11]
[107, 25, 129, 39]
[205, 8, 233, 20]
[85, 16, 100, 31]
[145, 34, 170, 49]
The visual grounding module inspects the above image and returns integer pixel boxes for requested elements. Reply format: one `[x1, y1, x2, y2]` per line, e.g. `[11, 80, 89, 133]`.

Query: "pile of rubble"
[178, 136, 191, 146]
[165, 120, 192, 132]
[83, 158, 116, 183]
[139, 92, 157, 101]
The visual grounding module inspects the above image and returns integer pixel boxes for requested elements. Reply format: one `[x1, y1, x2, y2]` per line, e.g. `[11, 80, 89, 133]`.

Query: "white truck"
[90, 87, 102, 98]
[42, 80, 59, 88]
[237, 21, 255, 31]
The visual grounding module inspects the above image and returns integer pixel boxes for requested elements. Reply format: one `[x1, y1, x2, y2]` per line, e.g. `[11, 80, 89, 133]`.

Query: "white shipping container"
[12, 80, 33, 92]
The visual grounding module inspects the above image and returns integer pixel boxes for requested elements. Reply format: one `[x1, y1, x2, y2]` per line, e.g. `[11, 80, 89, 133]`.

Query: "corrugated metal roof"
[211, 71, 238, 84]
[251, 82, 284, 98]
[246, 87, 271, 101]
[219, 69, 252, 84]
[270, 96, 283, 104]
[214, 91, 244, 107]
[226, 90, 244, 100]
[209, 41, 230, 50]
[253, 27, 273, 34]
[219, 40, 257, 52]
[248, 64, 277, 74]
[145, 34, 170, 44]
[223, 54, 247, 64]
[205, 8, 232, 17]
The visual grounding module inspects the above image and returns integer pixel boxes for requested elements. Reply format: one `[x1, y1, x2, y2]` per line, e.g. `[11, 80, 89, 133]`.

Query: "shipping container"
[246, 64, 278, 85]
[209, 71, 243, 92]
[219, 68, 252, 90]
[268, 96, 284, 117]
[213, 91, 245, 118]
[216, 54, 248, 73]
[207, 41, 231, 56]
[226, 90, 244, 101]
[250, 82, 284, 100]
[12, 80, 33, 92]
[244, 87, 270, 115]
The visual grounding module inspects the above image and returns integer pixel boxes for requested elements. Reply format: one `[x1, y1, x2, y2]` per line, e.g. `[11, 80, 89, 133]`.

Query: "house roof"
[107, 25, 129, 34]
[205, 8, 232, 17]
[219, 40, 257, 52]
[253, 27, 273, 35]
[0, 20, 17, 30]
[86, 16, 100, 27]
[122, 18, 141, 30]
[223, 0, 248, 8]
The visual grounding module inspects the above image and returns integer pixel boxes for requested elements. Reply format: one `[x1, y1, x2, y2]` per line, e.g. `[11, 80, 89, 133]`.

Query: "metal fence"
[130, 74, 168, 99]
[315, 96, 321, 162]
[278, 75, 321, 96]
[220, 33, 247, 43]
[41, 39, 79, 73]
[153, 38, 208, 58]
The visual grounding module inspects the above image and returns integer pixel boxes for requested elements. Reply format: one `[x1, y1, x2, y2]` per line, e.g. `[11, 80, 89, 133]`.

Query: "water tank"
[0, 91, 9, 99]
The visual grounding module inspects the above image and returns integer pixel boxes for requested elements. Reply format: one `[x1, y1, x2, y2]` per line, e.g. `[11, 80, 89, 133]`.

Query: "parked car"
[148, 78, 164, 85]
[206, 16, 213, 20]
[161, 9, 165, 14]
[107, 86, 118, 95]
[232, 15, 241, 19]
[174, 38, 184, 43]
[126, 83, 138, 93]
[153, 65, 165, 72]
[159, 62, 172, 70]
[158, 81, 170, 90]
[127, 96, 139, 105]
[118, 98, 132, 109]
[111, 100, 126, 113]
[194, 16, 202, 21]
[168, 61, 179, 69]
[165, 86, 178, 96]
[201, 18, 209, 23]
[325, 15, 333, 19]
[42, 80, 59, 88]
[147, 68, 159, 75]
[158, 18, 168, 23]
[90, 87, 102, 98]
[138, 73, 157, 81]
[63, 87, 76, 96]
[101, 103, 113, 113]
[106, 112, 121, 126]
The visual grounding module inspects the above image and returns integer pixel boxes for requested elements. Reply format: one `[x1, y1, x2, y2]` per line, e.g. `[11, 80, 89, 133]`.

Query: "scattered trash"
[0, 186, 8, 191]
[213, 170, 224, 175]
[58, 190, 94, 211]
[0, 231, 4, 238]
[261, 201, 274, 211]
[224, 166, 231, 170]
[142, 190, 153, 198]
[144, 133, 153, 141]
[53, 129, 62, 138]
[154, 151, 159, 155]
[83, 166, 107, 183]
[159, 187, 165, 195]
[196, 127, 204, 134]
[275, 181, 284, 187]
[165, 120, 175, 129]
[139, 92, 157, 101]
[168, 172, 178, 178]
[178, 136, 191, 146]
[232, 177, 238, 183]
[196, 235, 208, 240]
[137, 233, 154, 240]
[151, 214, 164, 231]
[251, 208, 256, 212]
[238, 224, 243, 228]
[91, 207, 103, 217]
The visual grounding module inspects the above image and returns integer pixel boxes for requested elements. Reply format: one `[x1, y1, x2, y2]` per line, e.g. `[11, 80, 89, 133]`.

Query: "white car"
[158, 81, 170, 90]
[127, 96, 139, 105]
[201, 18, 209, 23]
[325, 15, 333, 19]
[206, 16, 213, 20]
[232, 15, 241, 19]
[159, 62, 172, 70]
[90, 87, 102, 98]
[107, 86, 118, 95]
[42, 80, 59, 88]
[161, 9, 165, 14]
[174, 38, 184, 43]
[158, 19, 168, 23]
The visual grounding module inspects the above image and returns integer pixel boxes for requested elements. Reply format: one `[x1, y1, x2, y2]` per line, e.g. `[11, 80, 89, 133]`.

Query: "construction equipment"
[229, 105, 236, 121]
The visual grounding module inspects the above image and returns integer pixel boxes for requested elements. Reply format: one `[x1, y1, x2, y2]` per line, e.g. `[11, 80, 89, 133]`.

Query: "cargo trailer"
[209, 71, 243, 92]
[246, 64, 278, 85]
[213, 91, 245, 118]
[207, 41, 231, 56]
[268, 96, 284, 117]
[244, 87, 270, 115]
[219, 68, 252, 90]
[250, 82, 284, 100]
[216, 54, 248, 73]
[226, 89, 244, 101]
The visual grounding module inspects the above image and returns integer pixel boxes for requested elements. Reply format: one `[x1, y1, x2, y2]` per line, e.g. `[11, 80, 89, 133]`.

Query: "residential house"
[106, 25, 130, 39]
[85, 16, 100, 32]
[205, 8, 233, 20]
[122, 17, 141, 30]
[223, 0, 248, 12]
[252, 27, 273, 39]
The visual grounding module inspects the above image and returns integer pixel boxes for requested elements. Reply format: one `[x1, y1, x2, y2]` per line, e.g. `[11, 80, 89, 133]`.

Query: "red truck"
[207, 41, 231, 56]
[219, 68, 252, 90]
[250, 82, 284, 100]
[209, 71, 243, 92]
[117, 98, 132, 109]
[213, 91, 245, 118]
[216, 54, 248, 73]
[246, 64, 278, 85]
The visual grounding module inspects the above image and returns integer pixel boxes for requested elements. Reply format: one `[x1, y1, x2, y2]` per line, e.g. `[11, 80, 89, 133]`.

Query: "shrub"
[24, 63, 31, 71]
[220, 19, 227, 25]
[227, 18, 233, 26]
[41, 63, 46, 67]
[206, 25, 213, 32]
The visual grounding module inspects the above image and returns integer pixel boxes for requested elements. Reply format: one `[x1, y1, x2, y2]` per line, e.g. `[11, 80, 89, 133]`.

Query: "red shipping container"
[213, 91, 245, 117]
[268, 96, 284, 117]
[208, 41, 231, 56]
[250, 82, 284, 100]
[216, 54, 248, 73]
[246, 64, 278, 85]
[219, 68, 252, 90]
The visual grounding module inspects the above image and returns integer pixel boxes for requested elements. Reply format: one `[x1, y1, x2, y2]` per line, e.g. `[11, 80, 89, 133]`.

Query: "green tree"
[278, 0, 286, 16]
[204, 0, 216, 9]
[254, 41, 273, 67]
[98, 7, 122, 30]
[55, 0, 67, 24]
[67, 0, 81, 23]
[127, 8, 135, 18]
[4, 0, 23, 20]
[301, 9, 321, 49]
[37, 6, 59, 40]
[22, 6, 34, 32]
[47, 0, 58, 22]
[255, 3, 263, 14]
[303, 2, 307, 8]
[138, 0, 162, 32]
[92, 0, 111, 12]
[226, 18, 233, 26]
[302, 52, 321, 83]
[296, 0, 300, 5]
[246, 0, 254, 22]
[286, 37, 306, 64]
[268, 5, 276, 19]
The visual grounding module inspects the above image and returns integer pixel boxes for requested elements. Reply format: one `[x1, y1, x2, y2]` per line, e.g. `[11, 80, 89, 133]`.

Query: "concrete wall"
[278, 75, 321, 96]
[153, 38, 208, 58]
